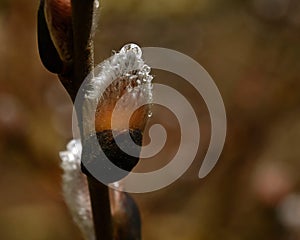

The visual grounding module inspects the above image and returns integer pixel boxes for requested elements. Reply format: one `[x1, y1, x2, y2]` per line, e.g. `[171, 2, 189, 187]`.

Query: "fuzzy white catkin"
[59, 140, 95, 240]
[83, 43, 153, 137]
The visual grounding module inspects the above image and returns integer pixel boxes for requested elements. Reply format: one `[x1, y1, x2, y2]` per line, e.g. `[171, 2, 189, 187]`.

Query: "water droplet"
[146, 75, 153, 83]
[142, 65, 151, 74]
[137, 72, 146, 80]
[127, 85, 133, 92]
[129, 76, 137, 82]
[120, 43, 142, 58]
[137, 79, 141, 85]
[148, 111, 153, 118]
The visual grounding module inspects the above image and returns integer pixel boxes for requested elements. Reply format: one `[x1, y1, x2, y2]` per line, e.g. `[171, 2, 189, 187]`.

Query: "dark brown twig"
[71, 0, 94, 93]
[86, 172, 113, 240]
[71, 1, 113, 239]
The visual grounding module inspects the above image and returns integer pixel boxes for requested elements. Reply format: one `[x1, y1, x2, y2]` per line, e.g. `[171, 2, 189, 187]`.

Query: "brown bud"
[110, 190, 141, 240]
[44, 0, 73, 65]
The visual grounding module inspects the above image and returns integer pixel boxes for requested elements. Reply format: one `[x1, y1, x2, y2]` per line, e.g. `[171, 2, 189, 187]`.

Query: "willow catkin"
[60, 44, 153, 239]
[60, 139, 95, 240]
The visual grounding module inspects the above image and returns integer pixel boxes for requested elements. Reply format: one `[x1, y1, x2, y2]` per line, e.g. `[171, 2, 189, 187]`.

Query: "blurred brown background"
[1, 0, 300, 239]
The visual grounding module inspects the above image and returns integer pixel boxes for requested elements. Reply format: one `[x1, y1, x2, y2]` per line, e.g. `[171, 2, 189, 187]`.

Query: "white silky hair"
[86, 43, 153, 103]
[83, 43, 153, 135]
[60, 139, 95, 240]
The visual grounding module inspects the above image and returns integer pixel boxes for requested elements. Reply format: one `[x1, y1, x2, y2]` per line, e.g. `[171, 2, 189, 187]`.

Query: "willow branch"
[71, 1, 113, 239]
[71, 0, 94, 91]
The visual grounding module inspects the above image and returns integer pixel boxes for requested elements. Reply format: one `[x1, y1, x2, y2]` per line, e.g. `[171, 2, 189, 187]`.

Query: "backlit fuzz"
[87, 43, 153, 103]
[60, 140, 95, 240]
[85, 43, 153, 134]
